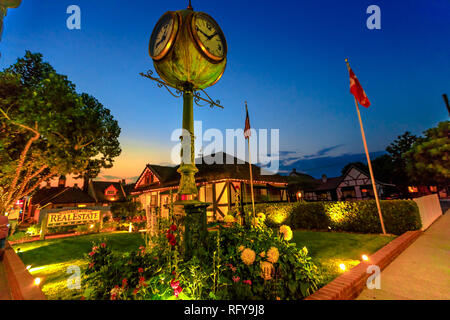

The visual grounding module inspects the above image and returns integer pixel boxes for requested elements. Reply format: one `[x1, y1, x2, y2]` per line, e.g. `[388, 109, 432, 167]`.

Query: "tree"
[0, 51, 121, 214]
[404, 121, 450, 186]
[384, 131, 418, 196]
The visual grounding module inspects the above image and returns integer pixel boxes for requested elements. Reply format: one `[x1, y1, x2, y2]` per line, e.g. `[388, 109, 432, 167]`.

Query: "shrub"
[245, 200, 421, 235]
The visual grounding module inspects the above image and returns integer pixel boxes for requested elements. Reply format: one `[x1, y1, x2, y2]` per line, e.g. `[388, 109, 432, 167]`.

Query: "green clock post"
[146, 1, 227, 258]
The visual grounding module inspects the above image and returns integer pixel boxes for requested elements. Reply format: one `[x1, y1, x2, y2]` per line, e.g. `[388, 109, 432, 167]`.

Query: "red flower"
[171, 270, 176, 275]
[133, 288, 139, 295]
[122, 278, 128, 287]
[88, 262, 95, 269]
[101, 243, 106, 248]
[243, 280, 252, 285]
[174, 286, 183, 298]
[170, 279, 180, 289]
[88, 251, 95, 256]
[232, 276, 240, 283]
[169, 224, 177, 232]
[138, 268, 144, 273]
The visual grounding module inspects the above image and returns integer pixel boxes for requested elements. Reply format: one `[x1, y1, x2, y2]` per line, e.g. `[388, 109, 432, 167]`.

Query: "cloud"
[280, 144, 345, 166]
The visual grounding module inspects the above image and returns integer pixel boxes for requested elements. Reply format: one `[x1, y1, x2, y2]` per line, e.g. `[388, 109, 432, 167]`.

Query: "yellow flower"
[302, 246, 308, 255]
[259, 251, 266, 258]
[266, 247, 279, 264]
[279, 225, 293, 241]
[238, 245, 245, 252]
[257, 212, 266, 221]
[241, 248, 256, 266]
[223, 215, 235, 223]
[260, 261, 274, 280]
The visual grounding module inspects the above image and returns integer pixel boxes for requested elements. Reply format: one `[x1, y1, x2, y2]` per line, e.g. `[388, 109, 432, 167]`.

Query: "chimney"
[321, 174, 328, 183]
[58, 175, 66, 187]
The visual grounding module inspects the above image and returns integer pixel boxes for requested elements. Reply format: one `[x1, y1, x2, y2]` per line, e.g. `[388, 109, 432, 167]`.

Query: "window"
[206, 184, 213, 203]
[150, 194, 157, 206]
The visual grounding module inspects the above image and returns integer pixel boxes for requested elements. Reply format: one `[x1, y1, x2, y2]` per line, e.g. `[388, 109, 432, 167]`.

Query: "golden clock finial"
[187, 0, 193, 10]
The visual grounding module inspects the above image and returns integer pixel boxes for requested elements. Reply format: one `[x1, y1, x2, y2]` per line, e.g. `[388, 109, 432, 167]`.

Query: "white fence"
[413, 194, 443, 230]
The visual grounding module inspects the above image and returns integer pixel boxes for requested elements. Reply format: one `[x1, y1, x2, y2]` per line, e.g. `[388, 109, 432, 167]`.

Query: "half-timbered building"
[131, 152, 288, 222]
[302, 165, 394, 201]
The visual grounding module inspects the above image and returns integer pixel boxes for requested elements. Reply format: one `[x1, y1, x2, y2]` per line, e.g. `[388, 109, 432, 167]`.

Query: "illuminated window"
[408, 186, 418, 193]
[429, 186, 437, 192]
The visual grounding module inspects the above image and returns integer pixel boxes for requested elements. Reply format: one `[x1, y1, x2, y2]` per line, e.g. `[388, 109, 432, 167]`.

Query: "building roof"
[305, 164, 393, 193]
[89, 181, 127, 203]
[31, 187, 96, 206]
[133, 152, 288, 193]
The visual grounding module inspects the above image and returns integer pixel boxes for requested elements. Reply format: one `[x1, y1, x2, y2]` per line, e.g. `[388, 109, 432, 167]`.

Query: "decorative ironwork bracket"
[140, 70, 224, 109]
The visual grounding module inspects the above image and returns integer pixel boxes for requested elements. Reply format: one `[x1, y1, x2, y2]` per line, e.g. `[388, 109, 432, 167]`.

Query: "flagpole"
[346, 59, 387, 235]
[245, 102, 256, 223]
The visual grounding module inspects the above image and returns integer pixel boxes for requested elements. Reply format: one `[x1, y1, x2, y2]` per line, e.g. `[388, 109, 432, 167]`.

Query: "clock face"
[149, 12, 178, 60]
[192, 13, 227, 61]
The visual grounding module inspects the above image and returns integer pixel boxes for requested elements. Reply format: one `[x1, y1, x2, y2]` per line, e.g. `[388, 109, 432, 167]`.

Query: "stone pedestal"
[178, 200, 209, 260]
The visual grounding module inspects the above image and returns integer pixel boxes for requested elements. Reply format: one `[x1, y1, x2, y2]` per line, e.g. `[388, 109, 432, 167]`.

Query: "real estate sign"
[47, 209, 101, 227]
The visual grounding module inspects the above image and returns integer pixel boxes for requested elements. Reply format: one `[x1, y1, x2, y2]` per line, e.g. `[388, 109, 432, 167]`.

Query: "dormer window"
[105, 185, 118, 196]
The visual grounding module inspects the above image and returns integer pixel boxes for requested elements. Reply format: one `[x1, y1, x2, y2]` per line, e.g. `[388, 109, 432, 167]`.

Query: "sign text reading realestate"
[47, 210, 101, 227]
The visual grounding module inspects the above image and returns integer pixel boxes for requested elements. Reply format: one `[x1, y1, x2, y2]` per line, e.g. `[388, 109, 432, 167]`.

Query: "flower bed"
[82, 218, 321, 300]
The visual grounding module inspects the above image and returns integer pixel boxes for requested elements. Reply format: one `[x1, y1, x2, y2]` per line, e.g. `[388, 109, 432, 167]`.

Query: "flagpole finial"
[187, 0, 193, 10]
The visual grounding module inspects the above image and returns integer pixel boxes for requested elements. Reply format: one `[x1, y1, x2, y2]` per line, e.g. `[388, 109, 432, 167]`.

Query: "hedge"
[244, 200, 422, 235]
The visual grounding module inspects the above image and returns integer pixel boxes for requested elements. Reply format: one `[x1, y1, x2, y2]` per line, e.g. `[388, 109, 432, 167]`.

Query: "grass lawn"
[12, 232, 145, 300]
[293, 230, 396, 287]
[12, 230, 395, 299]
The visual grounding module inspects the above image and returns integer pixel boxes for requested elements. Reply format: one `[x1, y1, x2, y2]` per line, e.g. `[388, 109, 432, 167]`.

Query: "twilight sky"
[1, 0, 449, 183]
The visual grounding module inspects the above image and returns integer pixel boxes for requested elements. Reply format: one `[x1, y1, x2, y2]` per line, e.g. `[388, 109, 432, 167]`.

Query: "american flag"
[244, 102, 251, 139]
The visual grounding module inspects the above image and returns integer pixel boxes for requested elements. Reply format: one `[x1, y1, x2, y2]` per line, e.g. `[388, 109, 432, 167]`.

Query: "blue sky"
[1, 0, 449, 180]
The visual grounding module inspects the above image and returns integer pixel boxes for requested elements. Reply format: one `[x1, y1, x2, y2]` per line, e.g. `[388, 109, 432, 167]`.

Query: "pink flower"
[92, 246, 99, 251]
[232, 276, 240, 283]
[243, 280, 252, 285]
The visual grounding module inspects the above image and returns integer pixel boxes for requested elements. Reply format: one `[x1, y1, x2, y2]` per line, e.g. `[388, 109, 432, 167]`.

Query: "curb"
[2, 242, 46, 300]
[305, 230, 422, 300]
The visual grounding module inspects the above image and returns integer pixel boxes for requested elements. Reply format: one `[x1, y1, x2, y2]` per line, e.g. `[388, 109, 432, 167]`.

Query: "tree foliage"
[404, 121, 449, 185]
[0, 51, 121, 214]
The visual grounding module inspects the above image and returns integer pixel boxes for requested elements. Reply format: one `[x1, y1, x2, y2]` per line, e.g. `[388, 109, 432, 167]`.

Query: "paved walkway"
[0, 260, 12, 300]
[357, 212, 450, 300]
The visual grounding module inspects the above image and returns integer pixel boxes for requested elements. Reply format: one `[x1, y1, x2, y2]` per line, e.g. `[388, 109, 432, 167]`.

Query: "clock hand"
[207, 32, 218, 40]
[196, 27, 211, 39]
[155, 34, 167, 48]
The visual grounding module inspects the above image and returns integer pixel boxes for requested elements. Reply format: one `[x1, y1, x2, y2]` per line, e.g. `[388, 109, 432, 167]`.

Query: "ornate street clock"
[0, 0, 22, 42]
[146, 2, 227, 200]
[149, 11, 180, 61]
[190, 12, 227, 62]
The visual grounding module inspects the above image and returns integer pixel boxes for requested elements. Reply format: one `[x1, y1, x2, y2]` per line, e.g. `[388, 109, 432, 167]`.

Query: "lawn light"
[26, 265, 32, 270]
[34, 277, 41, 286]
[89, 224, 94, 229]
[339, 263, 346, 271]
[362, 254, 369, 261]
